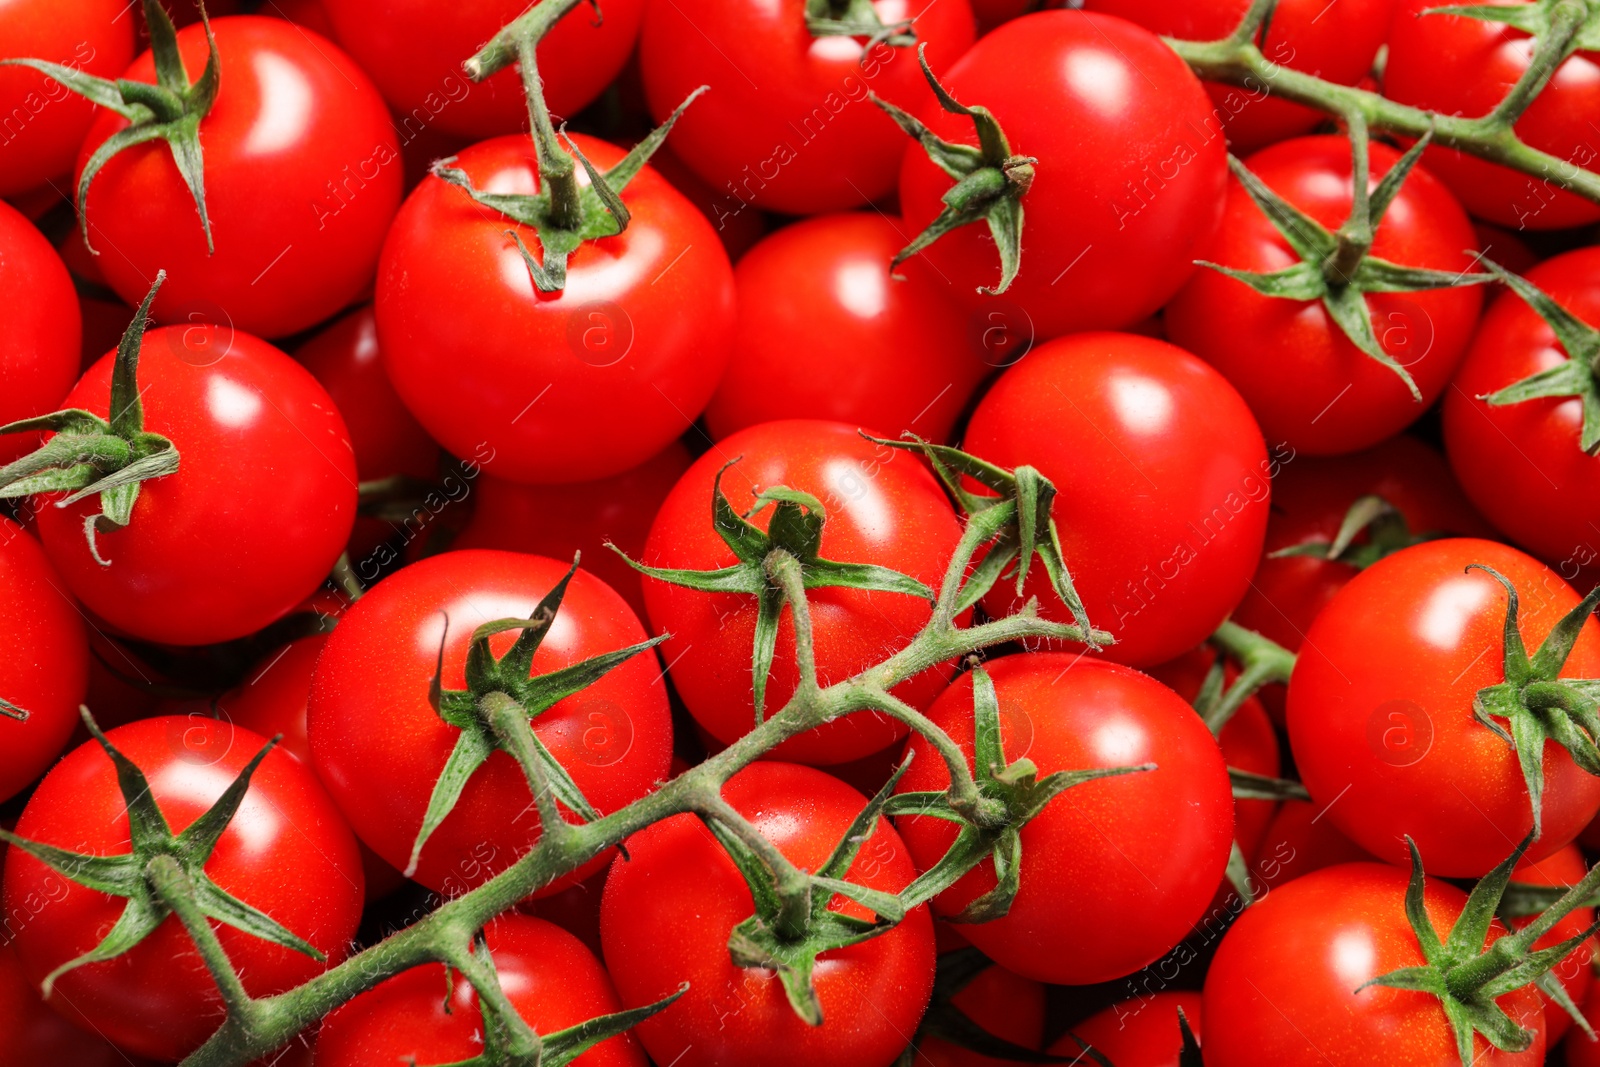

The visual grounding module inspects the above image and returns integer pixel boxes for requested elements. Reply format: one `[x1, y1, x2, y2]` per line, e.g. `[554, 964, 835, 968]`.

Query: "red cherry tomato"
[0, 936, 134, 1067]
[641, 420, 963, 764]
[706, 214, 991, 445]
[1251, 799, 1378, 893]
[963, 332, 1271, 667]
[601, 761, 935, 1067]
[1058, 990, 1203, 1066]
[0, 200, 81, 465]
[376, 133, 735, 484]
[1509, 844, 1594, 1045]
[919, 954, 1046, 1067]
[308, 550, 672, 897]
[1165, 135, 1483, 455]
[314, 914, 645, 1067]
[1443, 246, 1600, 569]
[1385, 0, 1600, 230]
[1288, 538, 1600, 877]
[78, 16, 401, 338]
[35, 326, 358, 646]
[2, 716, 364, 1061]
[895, 654, 1235, 985]
[897, 10, 1227, 340]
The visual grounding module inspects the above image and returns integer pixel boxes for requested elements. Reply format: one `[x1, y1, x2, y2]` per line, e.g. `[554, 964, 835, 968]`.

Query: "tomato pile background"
[3, 0, 1600, 1064]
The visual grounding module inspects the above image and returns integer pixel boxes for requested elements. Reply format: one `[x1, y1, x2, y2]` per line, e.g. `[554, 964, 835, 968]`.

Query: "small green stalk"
[1202, 620, 1297, 734]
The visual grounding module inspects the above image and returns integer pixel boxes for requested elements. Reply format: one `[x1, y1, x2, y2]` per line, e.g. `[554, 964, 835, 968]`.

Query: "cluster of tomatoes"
[2, 0, 1600, 1064]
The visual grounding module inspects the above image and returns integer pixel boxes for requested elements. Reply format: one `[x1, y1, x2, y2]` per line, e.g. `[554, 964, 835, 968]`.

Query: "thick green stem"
[1487, 0, 1588, 127]
[697, 794, 813, 941]
[1205, 620, 1297, 733]
[480, 689, 567, 838]
[517, 38, 581, 232]
[1325, 110, 1372, 286]
[766, 551, 819, 694]
[145, 856, 257, 1020]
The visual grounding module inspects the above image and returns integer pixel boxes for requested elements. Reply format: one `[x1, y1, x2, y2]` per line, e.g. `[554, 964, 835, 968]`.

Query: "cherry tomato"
[78, 16, 402, 338]
[1083, 0, 1394, 154]
[314, 914, 645, 1067]
[1202, 862, 1547, 1066]
[377, 132, 735, 484]
[638, 0, 974, 215]
[35, 326, 358, 646]
[1165, 135, 1483, 455]
[0, 936, 133, 1067]
[601, 761, 935, 1067]
[1288, 538, 1600, 877]
[919, 953, 1045, 1067]
[2, 716, 364, 1061]
[1058, 990, 1202, 1066]
[1509, 844, 1594, 1045]
[1251, 798, 1378, 893]
[1385, 0, 1600, 230]
[0, 199, 81, 465]
[897, 10, 1227, 340]
[963, 332, 1271, 667]
[0, 0, 135, 197]
[1443, 247, 1600, 570]
[895, 654, 1235, 985]
[641, 420, 963, 764]
[308, 549, 672, 896]
[705, 214, 991, 445]
[320, 0, 644, 141]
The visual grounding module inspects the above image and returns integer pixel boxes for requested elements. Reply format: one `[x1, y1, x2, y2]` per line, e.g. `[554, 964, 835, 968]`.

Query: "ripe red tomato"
[1288, 538, 1600, 877]
[2, 716, 365, 1061]
[320, 0, 644, 141]
[1509, 844, 1593, 1045]
[1164, 135, 1483, 455]
[1057, 990, 1202, 1065]
[963, 332, 1271, 667]
[601, 761, 935, 1067]
[0, 199, 81, 466]
[895, 654, 1235, 985]
[0, 0, 134, 197]
[35, 326, 357, 646]
[1385, 0, 1600, 230]
[315, 914, 645, 1067]
[455, 440, 693, 622]
[919, 953, 1046, 1067]
[308, 549, 672, 896]
[706, 214, 990, 444]
[0, 936, 133, 1067]
[0, 517, 88, 803]
[376, 132, 735, 484]
[897, 10, 1226, 339]
[1251, 799, 1378, 894]
[1443, 247, 1600, 570]
[638, 0, 974, 215]
[1202, 863, 1547, 1066]
[1083, 0, 1394, 154]
[641, 420, 962, 764]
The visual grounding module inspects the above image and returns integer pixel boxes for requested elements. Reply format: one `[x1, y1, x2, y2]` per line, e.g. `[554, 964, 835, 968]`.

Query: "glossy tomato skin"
[1443, 247, 1600, 569]
[2, 717, 364, 1061]
[1057, 990, 1203, 1065]
[898, 11, 1227, 339]
[963, 332, 1271, 667]
[1251, 798, 1378, 893]
[1231, 435, 1490, 654]
[0, 937, 132, 1067]
[377, 133, 735, 484]
[601, 761, 935, 1067]
[315, 914, 645, 1067]
[1510, 845, 1593, 1045]
[309, 550, 672, 897]
[35, 326, 357, 646]
[1288, 539, 1600, 877]
[77, 17, 402, 338]
[706, 214, 990, 444]
[455, 440, 693, 623]
[1083, 0, 1393, 154]
[1165, 136, 1483, 455]
[0, 200, 81, 465]
[1205, 863, 1546, 1066]
[1385, 0, 1600, 230]
[0, 517, 88, 803]
[638, 0, 974, 215]
[0, 0, 135, 197]
[919, 956, 1045, 1067]
[641, 420, 963, 764]
[895, 654, 1235, 985]
[320, 0, 643, 141]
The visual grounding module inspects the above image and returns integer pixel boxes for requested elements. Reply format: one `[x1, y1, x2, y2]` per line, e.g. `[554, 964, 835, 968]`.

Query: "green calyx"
[614, 460, 934, 723]
[898, 948, 1070, 1065]
[2, 0, 217, 254]
[407, 555, 667, 877]
[1270, 493, 1448, 568]
[1203, 119, 1492, 400]
[1363, 835, 1600, 1061]
[0, 696, 28, 722]
[868, 433, 1103, 645]
[805, 0, 914, 48]
[0, 273, 178, 565]
[1474, 260, 1600, 454]
[1468, 565, 1600, 838]
[872, 44, 1034, 295]
[0, 708, 323, 998]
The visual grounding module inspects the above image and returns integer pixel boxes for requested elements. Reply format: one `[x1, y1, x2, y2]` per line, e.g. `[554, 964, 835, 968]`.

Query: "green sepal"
[1228, 767, 1311, 802]
[540, 983, 690, 1067]
[1268, 493, 1448, 569]
[0, 696, 28, 722]
[1177, 1007, 1204, 1067]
